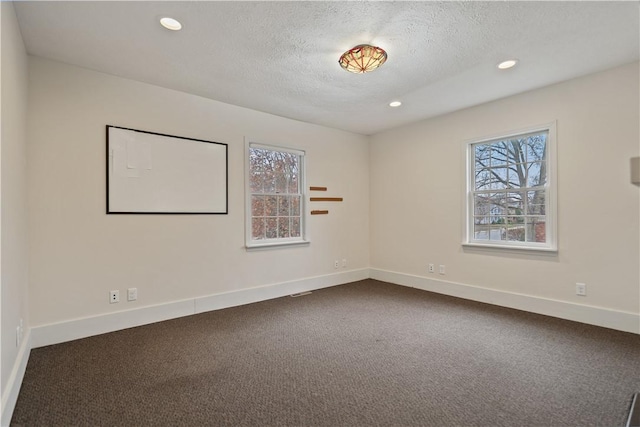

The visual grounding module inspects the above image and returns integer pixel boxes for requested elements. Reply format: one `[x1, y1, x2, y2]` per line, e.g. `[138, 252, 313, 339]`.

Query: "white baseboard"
[27, 265, 639, 348]
[370, 268, 640, 334]
[195, 268, 369, 313]
[1, 329, 31, 427]
[31, 268, 370, 349]
[31, 299, 195, 349]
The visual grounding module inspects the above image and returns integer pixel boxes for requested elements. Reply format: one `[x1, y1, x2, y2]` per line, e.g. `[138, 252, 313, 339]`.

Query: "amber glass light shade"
[339, 44, 387, 73]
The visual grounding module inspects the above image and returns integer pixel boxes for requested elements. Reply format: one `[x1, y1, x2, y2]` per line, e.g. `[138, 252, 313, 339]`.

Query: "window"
[245, 142, 307, 248]
[465, 123, 557, 251]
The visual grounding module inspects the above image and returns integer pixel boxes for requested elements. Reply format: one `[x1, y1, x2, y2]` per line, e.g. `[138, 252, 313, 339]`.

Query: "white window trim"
[244, 138, 309, 250]
[462, 122, 558, 252]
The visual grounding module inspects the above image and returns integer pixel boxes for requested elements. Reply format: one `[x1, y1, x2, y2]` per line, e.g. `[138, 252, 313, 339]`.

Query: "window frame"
[245, 139, 309, 250]
[463, 122, 557, 252]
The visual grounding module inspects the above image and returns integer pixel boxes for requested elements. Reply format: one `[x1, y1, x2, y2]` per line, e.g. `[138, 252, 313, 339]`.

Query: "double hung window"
[246, 142, 307, 248]
[465, 124, 557, 251]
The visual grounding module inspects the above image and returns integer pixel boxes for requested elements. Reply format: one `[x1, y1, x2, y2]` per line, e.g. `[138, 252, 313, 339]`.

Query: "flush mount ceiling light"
[160, 17, 182, 31]
[339, 44, 388, 73]
[389, 101, 402, 107]
[497, 59, 518, 70]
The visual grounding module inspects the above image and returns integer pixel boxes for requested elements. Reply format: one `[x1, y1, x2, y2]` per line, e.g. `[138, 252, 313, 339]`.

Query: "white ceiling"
[14, 1, 640, 135]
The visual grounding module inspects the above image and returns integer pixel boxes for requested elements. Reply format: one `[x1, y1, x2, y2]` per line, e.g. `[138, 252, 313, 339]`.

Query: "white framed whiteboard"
[106, 125, 228, 214]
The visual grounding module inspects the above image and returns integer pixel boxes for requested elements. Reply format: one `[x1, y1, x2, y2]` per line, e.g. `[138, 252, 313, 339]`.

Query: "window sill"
[462, 242, 557, 254]
[245, 240, 310, 251]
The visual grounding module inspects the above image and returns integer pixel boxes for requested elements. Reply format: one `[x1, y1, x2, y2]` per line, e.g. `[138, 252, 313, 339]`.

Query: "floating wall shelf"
[310, 197, 343, 202]
[309, 186, 341, 215]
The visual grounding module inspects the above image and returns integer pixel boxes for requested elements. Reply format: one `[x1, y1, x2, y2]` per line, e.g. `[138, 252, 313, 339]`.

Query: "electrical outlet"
[428, 264, 435, 273]
[110, 290, 120, 304]
[334, 260, 339, 269]
[439, 265, 446, 275]
[127, 287, 138, 301]
[576, 283, 587, 296]
[342, 259, 347, 268]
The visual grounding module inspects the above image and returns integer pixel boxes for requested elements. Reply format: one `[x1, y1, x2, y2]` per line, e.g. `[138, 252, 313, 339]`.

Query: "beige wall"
[370, 62, 640, 314]
[27, 57, 370, 326]
[1, 1, 30, 400]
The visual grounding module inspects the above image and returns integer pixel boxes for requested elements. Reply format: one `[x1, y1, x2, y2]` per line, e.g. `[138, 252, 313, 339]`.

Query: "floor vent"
[290, 291, 312, 298]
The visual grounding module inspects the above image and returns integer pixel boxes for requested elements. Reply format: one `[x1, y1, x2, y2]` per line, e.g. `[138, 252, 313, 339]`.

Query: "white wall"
[27, 57, 369, 328]
[24, 58, 640, 334]
[370, 62, 640, 323]
[1, 0, 30, 420]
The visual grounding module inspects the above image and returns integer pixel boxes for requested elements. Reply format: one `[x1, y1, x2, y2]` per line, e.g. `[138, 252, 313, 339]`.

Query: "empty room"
[1, 1, 639, 426]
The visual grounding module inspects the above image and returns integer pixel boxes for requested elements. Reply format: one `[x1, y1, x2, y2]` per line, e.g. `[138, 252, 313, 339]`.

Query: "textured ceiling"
[14, 1, 640, 135]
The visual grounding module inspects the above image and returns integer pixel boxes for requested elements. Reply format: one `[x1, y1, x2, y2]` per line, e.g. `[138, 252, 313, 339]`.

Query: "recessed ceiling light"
[389, 101, 402, 107]
[497, 59, 518, 70]
[160, 17, 182, 31]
